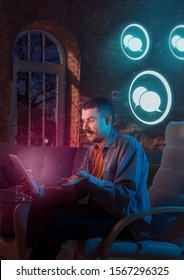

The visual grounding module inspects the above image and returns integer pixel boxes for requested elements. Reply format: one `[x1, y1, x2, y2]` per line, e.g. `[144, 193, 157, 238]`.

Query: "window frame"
[10, 30, 66, 146]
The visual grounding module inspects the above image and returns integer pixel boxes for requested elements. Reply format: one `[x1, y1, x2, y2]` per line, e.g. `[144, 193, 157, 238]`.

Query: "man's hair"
[82, 97, 114, 122]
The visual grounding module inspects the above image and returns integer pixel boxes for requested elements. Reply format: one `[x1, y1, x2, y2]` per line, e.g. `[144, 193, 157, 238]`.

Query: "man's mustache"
[84, 129, 95, 134]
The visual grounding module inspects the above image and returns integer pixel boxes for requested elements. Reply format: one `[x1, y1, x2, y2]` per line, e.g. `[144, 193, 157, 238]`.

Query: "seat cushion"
[109, 239, 183, 259]
[74, 237, 183, 259]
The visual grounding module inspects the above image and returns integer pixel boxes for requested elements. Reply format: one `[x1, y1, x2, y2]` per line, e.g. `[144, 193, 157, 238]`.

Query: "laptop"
[9, 154, 40, 194]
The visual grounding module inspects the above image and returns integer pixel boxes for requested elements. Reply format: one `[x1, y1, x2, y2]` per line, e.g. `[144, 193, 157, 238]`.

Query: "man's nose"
[83, 121, 89, 130]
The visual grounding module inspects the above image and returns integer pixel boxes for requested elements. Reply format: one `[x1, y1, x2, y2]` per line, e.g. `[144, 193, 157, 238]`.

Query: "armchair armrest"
[13, 202, 31, 259]
[101, 206, 184, 259]
[0, 202, 31, 259]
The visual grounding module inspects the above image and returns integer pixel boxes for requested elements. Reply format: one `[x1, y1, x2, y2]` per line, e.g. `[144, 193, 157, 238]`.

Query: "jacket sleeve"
[82, 142, 148, 216]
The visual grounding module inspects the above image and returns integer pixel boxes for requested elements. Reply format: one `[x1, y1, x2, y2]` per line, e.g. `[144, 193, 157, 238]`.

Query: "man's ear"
[105, 114, 112, 125]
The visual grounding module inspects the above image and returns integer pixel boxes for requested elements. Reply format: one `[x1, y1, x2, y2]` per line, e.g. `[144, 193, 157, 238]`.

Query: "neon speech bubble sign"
[129, 70, 172, 125]
[169, 25, 184, 60]
[120, 24, 150, 60]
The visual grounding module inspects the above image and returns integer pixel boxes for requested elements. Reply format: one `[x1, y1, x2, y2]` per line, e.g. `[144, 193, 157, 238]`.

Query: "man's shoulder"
[116, 133, 143, 151]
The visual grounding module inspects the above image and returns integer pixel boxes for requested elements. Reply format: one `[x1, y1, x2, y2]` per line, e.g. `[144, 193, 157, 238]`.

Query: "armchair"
[73, 121, 184, 259]
[0, 203, 30, 259]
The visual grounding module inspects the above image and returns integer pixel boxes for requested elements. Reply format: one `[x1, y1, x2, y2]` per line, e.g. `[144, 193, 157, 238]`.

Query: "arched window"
[11, 30, 66, 146]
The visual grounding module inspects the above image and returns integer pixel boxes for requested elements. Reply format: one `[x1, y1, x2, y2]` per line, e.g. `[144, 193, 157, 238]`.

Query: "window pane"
[30, 72, 43, 145]
[45, 36, 61, 64]
[14, 31, 62, 64]
[31, 72, 44, 105]
[30, 32, 43, 62]
[16, 71, 29, 144]
[15, 71, 57, 146]
[30, 73, 57, 146]
[13, 31, 65, 146]
[13, 34, 28, 61]
[45, 73, 56, 146]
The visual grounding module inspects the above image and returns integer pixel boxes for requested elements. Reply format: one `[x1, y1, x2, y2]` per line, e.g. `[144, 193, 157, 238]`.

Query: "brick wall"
[0, 0, 184, 149]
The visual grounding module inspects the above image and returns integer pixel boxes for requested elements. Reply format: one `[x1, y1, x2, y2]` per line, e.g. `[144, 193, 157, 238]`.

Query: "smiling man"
[24, 97, 152, 259]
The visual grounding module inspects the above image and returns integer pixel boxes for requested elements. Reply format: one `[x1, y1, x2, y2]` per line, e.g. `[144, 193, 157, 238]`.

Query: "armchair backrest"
[149, 121, 184, 247]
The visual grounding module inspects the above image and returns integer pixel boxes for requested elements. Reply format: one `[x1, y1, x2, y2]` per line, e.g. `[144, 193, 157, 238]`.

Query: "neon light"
[169, 25, 184, 60]
[120, 24, 150, 60]
[129, 70, 172, 125]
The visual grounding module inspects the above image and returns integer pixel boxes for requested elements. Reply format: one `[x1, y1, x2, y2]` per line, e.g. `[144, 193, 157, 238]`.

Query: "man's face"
[81, 107, 111, 143]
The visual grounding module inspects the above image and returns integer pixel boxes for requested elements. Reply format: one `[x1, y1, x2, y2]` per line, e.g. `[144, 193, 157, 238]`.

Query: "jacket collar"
[104, 128, 120, 149]
[88, 128, 120, 156]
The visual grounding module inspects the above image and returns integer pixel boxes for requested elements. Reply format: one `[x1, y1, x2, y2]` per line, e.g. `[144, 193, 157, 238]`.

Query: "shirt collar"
[95, 137, 108, 149]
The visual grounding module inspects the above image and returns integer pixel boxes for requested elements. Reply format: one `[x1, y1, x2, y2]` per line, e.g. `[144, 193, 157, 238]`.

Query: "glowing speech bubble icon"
[123, 35, 143, 52]
[120, 24, 150, 60]
[169, 25, 184, 59]
[128, 37, 143, 52]
[176, 38, 184, 52]
[171, 35, 181, 48]
[132, 87, 162, 113]
[129, 71, 172, 125]
[123, 34, 133, 48]
[132, 87, 147, 106]
[139, 91, 162, 112]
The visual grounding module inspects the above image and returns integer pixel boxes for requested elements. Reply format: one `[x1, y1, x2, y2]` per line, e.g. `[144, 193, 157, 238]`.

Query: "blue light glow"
[169, 25, 184, 60]
[120, 24, 150, 60]
[128, 70, 172, 125]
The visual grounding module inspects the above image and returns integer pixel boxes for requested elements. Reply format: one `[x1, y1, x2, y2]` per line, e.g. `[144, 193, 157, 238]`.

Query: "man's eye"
[81, 118, 95, 124]
[88, 118, 95, 123]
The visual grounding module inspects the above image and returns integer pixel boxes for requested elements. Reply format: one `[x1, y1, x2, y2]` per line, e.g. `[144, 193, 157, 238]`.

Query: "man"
[23, 97, 152, 259]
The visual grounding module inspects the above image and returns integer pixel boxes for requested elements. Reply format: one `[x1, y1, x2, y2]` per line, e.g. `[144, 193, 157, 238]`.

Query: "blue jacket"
[81, 128, 151, 223]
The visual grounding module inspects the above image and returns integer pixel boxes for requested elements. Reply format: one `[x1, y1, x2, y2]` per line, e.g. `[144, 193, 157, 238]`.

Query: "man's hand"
[20, 177, 44, 197]
[59, 171, 89, 187]
[76, 170, 90, 180]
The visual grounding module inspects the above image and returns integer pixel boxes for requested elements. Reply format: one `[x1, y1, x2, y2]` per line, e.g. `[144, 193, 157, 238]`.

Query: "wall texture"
[0, 0, 184, 149]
